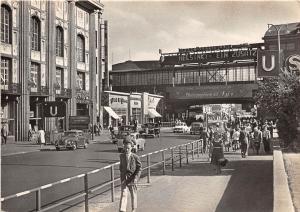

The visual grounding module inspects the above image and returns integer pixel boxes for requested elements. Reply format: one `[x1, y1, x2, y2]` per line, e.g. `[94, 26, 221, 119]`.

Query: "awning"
[104, 107, 120, 119]
[148, 108, 162, 118]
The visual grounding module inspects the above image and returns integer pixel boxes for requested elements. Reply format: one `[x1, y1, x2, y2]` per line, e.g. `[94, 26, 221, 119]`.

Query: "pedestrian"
[232, 128, 240, 151]
[199, 127, 208, 153]
[211, 129, 225, 174]
[1, 125, 8, 144]
[119, 136, 142, 212]
[262, 125, 271, 154]
[239, 127, 249, 158]
[38, 129, 45, 148]
[252, 127, 263, 155]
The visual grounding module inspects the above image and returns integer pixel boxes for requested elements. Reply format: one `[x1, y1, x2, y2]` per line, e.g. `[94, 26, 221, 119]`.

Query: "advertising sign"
[160, 49, 257, 66]
[257, 49, 280, 77]
[69, 116, 90, 130]
[42, 101, 66, 117]
[109, 94, 128, 109]
[167, 84, 258, 100]
[148, 96, 161, 109]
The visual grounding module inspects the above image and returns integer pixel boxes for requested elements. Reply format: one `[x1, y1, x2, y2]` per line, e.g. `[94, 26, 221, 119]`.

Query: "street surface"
[1, 132, 198, 212]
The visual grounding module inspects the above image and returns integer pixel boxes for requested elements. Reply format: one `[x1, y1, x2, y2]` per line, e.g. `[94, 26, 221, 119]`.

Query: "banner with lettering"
[257, 49, 280, 77]
[109, 94, 128, 109]
[148, 96, 161, 109]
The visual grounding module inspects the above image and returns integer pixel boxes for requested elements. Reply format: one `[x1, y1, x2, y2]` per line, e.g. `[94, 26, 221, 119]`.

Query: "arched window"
[31, 16, 40, 51]
[1, 4, 12, 43]
[77, 34, 85, 62]
[56, 26, 64, 57]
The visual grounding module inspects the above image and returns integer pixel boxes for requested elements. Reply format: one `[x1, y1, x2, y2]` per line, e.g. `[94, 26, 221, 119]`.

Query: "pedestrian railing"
[1, 139, 204, 212]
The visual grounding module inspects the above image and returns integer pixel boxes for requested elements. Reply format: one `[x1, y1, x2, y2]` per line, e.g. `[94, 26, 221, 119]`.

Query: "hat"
[123, 136, 133, 146]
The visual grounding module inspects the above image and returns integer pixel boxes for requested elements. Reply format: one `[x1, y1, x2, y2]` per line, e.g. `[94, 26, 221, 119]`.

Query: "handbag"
[218, 158, 228, 167]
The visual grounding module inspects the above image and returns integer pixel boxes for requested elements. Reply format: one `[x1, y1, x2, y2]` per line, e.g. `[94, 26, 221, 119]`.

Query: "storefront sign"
[130, 100, 141, 108]
[148, 96, 161, 109]
[69, 116, 90, 130]
[42, 101, 66, 117]
[160, 49, 257, 66]
[285, 54, 300, 73]
[257, 49, 280, 77]
[109, 94, 128, 108]
[167, 84, 258, 100]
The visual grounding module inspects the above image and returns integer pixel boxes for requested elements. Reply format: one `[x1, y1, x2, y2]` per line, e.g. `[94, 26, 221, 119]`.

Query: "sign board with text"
[257, 49, 280, 77]
[69, 116, 90, 130]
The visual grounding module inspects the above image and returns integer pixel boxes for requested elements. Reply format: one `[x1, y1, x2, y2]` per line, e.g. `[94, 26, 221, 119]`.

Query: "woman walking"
[262, 126, 271, 154]
[211, 130, 225, 174]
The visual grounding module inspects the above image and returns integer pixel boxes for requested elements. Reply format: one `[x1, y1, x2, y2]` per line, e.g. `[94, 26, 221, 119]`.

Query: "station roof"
[112, 60, 161, 72]
[264, 22, 300, 37]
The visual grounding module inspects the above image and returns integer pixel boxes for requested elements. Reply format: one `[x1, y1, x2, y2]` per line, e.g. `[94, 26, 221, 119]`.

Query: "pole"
[84, 174, 89, 212]
[147, 154, 150, 183]
[111, 164, 115, 202]
[162, 151, 166, 175]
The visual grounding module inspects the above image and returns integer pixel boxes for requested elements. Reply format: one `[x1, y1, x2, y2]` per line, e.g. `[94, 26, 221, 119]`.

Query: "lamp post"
[267, 24, 286, 73]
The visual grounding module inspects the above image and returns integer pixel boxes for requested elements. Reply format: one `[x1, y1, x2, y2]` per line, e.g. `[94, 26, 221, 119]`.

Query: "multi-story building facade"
[0, 0, 104, 141]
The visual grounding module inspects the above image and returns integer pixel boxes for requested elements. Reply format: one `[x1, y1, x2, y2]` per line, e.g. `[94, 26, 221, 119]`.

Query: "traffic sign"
[43, 101, 66, 117]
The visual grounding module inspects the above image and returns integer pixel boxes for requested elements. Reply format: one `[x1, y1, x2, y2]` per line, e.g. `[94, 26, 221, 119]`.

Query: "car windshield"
[120, 126, 134, 132]
[64, 131, 78, 136]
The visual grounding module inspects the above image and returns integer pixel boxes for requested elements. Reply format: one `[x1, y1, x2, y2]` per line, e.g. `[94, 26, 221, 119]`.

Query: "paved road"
[1, 132, 198, 212]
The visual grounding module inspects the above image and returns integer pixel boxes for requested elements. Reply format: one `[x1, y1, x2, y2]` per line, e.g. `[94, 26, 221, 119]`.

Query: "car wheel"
[56, 147, 60, 151]
[118, 148, 122, 153]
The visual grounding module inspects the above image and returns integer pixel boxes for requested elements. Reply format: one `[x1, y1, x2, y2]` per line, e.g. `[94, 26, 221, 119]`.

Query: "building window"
[77, 34, 85, 62]
[77, 71, 85, 90]
[56, 26, 64, 57]
[30, 62, 40, 89]
[1, 4, 11, 43]
[1, 57, 11, 87]
[31, 16, 41, 51]
[55, 67, 63, 89]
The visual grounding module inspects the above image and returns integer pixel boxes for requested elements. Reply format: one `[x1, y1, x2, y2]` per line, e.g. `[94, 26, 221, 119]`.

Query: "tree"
[254, 72, 300, 148]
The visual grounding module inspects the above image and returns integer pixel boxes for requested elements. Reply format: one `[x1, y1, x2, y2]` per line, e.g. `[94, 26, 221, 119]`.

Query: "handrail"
[1, 139, 203, 212]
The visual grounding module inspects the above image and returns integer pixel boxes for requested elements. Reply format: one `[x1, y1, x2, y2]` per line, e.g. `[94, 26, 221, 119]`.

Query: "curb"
[273, 146, 295, 212]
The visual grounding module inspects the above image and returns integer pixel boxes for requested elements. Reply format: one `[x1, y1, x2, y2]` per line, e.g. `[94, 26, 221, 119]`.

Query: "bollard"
[186, 145, 189, 164]
[36, 189, 41, 211]
[111, 165, 115, 202]
[192, 142, 194, 160]
[171, 148, 174, 171]
[162, 151, 166, 175]
[179, 146, 182, 168]
[147, 154, 151, 183]
[197, 140, 200, 158]
[84, 174, 89, 212]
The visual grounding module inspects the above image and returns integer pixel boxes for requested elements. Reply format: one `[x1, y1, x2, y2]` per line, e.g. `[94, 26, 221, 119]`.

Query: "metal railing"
[1, 139, 204, 212]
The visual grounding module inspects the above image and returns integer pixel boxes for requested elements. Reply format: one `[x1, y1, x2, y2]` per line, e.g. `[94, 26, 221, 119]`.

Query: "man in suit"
[119, 136, 142, 212]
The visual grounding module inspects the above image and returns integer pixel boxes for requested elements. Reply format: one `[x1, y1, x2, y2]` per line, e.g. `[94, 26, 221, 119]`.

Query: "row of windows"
[1, 57, 87, 91]
[112, 66, 256, 87]
[1, 4, 85, 62]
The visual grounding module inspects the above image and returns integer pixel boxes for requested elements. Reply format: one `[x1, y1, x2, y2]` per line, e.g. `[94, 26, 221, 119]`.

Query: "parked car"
[190, 122, 204, 135]
[139, 123, 160, 138]
[112, 125, 135, 144]
[117, 132, 146, 153]
[55, 130, 89, 151]
[173, 122, 190, 133]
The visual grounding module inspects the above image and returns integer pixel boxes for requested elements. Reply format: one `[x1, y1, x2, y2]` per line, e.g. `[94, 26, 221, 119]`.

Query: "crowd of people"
[199, 119, 275, 174]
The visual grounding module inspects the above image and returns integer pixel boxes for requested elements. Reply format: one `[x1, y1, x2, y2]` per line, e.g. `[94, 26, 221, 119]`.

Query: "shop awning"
[104, 107, 120, 119]
[148, 109, 162, 118]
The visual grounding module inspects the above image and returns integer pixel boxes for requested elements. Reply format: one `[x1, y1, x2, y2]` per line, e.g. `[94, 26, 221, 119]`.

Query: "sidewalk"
[0, 130, 112, 157]
[66, 151, 273, 212]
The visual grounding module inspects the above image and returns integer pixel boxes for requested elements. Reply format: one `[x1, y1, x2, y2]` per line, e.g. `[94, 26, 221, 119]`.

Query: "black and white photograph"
[1, 0, 300, 211]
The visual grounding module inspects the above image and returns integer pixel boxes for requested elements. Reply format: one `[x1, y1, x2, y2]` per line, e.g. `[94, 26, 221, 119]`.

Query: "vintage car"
[173, 122, 190, 133]
[139, 123, 160, 138]
[112, 125, 135, 144]
[55, 130, 89, 151]
[117, 132, 146, 153]
[190, 122, 204, 135]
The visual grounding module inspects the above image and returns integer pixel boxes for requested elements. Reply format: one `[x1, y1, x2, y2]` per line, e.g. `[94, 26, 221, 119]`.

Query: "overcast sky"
[102, 1, 300, 66]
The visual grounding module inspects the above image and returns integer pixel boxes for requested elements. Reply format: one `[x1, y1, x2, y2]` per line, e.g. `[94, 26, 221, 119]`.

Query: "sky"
[102, 1, 300, 66]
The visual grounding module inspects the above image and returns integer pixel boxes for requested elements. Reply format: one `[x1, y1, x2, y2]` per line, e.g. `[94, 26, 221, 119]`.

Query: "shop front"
[142, 93, 163, 123]
[102, 91, 129, 128]
[129, 93, 142, 125]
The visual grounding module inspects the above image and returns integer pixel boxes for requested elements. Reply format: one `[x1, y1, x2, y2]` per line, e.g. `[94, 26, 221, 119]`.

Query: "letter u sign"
[50, 106, 58, 116]
[262, 55, 275, 72]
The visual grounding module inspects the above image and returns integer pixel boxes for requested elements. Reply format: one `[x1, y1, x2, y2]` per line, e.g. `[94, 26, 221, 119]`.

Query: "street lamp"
[267, 24, 287, 73]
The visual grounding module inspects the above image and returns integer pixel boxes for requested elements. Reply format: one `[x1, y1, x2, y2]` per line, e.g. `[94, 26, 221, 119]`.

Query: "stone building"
[0, 0, 104, 141]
